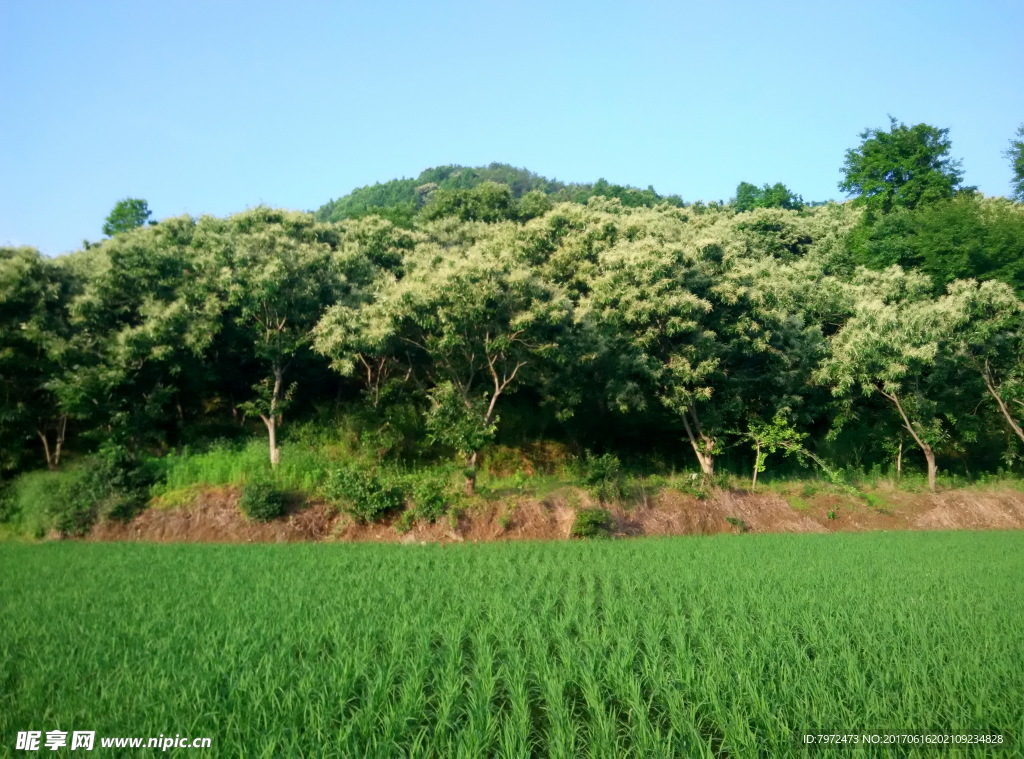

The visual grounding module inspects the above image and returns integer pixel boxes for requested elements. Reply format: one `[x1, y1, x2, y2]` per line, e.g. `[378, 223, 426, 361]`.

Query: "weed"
[570, 507, 614, 538]
[862, 492, 893, 515]
[788, 496, 812, 511]
[239, 481, 288, 522]
[676, 473, 709, 500]
[725, 516, 749, 533]
[394, 510, 417, 535]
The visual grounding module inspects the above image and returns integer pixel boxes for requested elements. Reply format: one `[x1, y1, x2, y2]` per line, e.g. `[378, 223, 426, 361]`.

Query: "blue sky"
[2, 0, 1021, 255]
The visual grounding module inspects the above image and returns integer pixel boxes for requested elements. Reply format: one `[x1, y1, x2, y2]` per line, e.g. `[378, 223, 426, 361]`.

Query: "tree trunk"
[881, 386, 937, 493]
[464, 451, 479, 495]
[751, 443, 761, 490]
[38, 430, 56, 471]
[261, 366, 284, 468]
[681, 411, 715, 480]
[896, 440, 903, 480]
[982, 366, 1024, 444]
[36, 414, 67, 471]
[924, 446, 937, 493]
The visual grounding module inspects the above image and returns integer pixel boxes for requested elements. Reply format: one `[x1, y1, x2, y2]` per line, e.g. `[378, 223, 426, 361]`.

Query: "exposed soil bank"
[87, 485, 1024, 543]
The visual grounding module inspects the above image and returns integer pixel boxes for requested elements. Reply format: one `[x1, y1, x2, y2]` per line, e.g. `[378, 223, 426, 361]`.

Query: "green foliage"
[153, 439, 334, 496]
[734, 181, 803, 212]
[725, 516, 749, 533]
[5, 161, 1024, 500]
[92, 444, 159, 521]
[847, 196, 1024, 293]
[239, 480, 288, 521]
[322, 465, 403, 523]
[1007, 123, 1024, 202]
[425, 383, 498, 460]
[102, 198, 152, 236]
[3, 534, 1023, 754]
[405, 469, 455, 524]
[745, 413, 809, 487]
[315, 163, 682, 226]
[420, 182, 521, 223]
[569, 506, 614, 538]
[575, 451, 623, 502]
[393, 509, 417, 534]
[5, 471, 72, 538]
[839, 118, 967, 214]
[3, 448, 155, 537]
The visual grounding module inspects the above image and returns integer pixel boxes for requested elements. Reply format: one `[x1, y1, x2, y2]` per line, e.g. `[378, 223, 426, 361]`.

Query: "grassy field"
[1, 533, 1021, 757]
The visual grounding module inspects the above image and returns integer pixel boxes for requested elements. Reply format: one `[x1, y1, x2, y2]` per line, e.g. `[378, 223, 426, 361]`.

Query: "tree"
[315, 225, 569, 493]
[744, 413, 807, 489]
[420, 182, 520, 223]
[55, 216, 220, 455]
[198, 208, 353, 467]
[839, 118, 966, 214]
[0, 248, 76, 472]
[943, 280, 1024, 445]
[846, 195, 1024, 294]
[817, 268, 965, 491]
[103, 198, 153, 237]
[733, 182, 803, 212]
[1007, 123, 1024, 202]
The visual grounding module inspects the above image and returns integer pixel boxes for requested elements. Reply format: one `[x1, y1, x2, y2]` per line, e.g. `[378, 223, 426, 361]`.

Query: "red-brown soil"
[86, 484, 1024, 544]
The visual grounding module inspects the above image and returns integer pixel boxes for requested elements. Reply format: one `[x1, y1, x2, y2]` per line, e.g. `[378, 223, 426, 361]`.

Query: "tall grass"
[1, 532, 1021, 755]
[151, 439, 335, 496]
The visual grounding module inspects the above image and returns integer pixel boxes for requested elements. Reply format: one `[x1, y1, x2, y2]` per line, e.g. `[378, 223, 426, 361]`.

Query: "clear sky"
[2, 0, 1021, 255]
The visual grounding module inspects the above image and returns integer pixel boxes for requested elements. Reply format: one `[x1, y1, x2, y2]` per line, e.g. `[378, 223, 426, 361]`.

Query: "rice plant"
[1, 532, 1021, 756]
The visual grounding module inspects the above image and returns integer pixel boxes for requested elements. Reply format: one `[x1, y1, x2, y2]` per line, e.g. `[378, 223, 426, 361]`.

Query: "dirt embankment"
[86, 485, 1024, 544]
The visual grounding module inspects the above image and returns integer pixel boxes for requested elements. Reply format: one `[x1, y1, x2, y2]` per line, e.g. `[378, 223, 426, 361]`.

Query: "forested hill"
[3, 119, 1024, 524]
[313, 163, 685, 226]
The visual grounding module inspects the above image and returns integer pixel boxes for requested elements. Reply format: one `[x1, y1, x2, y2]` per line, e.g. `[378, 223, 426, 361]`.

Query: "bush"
[407, 469, 455, 524]
[576, 452, 623, 503]
[570, 507, 614, 539]
[8, 466, 107, 538]
[322, 465, 403, 523]
[239, 480, 288, 522]
[93, 445, 158, 522]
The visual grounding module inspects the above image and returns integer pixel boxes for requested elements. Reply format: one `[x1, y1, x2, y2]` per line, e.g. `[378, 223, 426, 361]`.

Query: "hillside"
[313, 162, 685, 226]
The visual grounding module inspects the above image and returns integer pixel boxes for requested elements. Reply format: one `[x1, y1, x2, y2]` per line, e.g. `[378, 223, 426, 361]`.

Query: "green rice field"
[1, 533, 1022, 757]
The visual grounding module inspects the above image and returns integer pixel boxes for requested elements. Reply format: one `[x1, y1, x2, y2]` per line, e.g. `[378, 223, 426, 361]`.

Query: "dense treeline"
[314, 163, 686, 227]
[2, 121, 1024, 514]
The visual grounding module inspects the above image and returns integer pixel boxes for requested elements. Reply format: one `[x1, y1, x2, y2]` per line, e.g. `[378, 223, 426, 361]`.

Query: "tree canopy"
[839, 118, 967, 214]
[1008, 123, 1024, 202]
[102, 198, 153, 237]
[3, 144, 1023, 493]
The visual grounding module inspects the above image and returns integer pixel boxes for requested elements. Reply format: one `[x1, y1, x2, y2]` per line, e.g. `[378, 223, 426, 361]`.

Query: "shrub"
[49, 469, 107, 536]
[322, 465, 403, 523]
[394, 510, 416, 535]
[94, 445, 158, 522]
[407, 470, 454, 524]
[239, 481, 288, 522]
[577, 452, 623, 503]
[570, 507, 614, 539]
